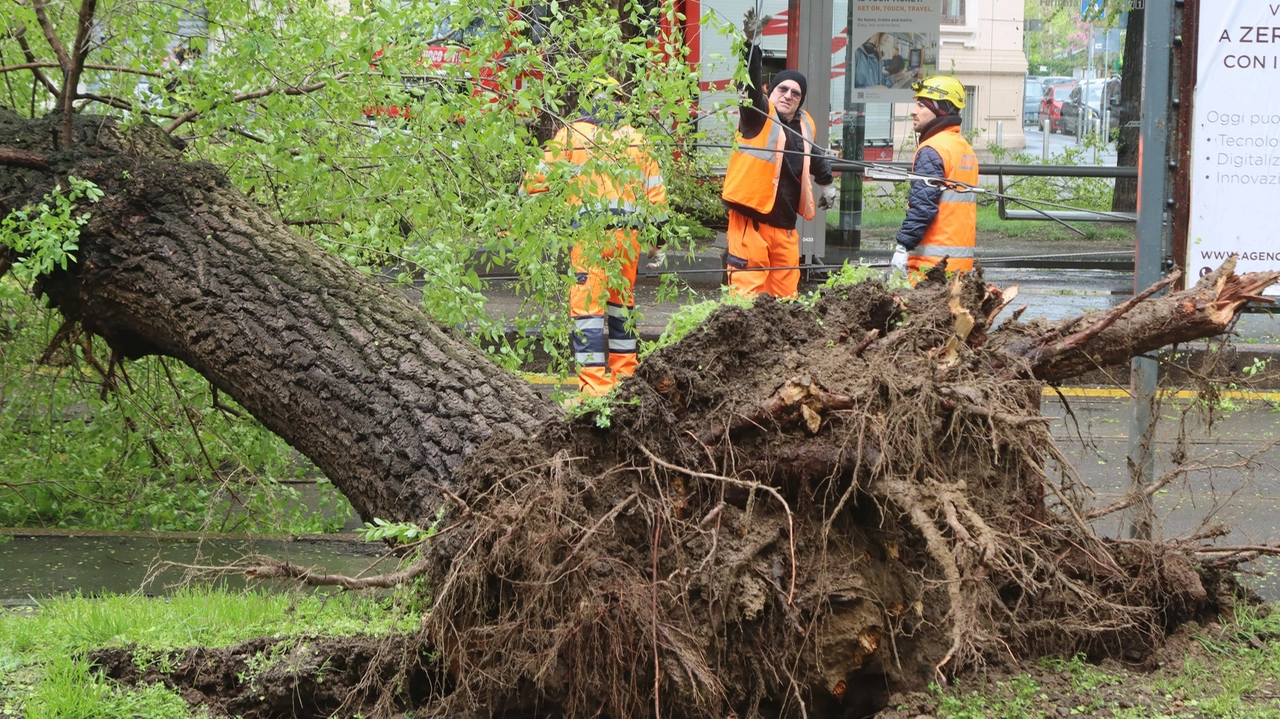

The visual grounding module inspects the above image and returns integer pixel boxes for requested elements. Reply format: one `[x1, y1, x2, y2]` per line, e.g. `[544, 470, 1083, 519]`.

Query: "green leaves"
[357, 508, 445, 544]
[0, 177, 103, 284]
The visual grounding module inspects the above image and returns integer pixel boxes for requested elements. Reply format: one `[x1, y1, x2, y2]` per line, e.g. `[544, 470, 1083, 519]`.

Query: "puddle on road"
[0, 532, 384, 605]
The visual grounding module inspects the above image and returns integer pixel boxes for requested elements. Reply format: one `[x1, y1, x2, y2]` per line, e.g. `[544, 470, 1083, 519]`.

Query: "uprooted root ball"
[424, 265, 1263, 719]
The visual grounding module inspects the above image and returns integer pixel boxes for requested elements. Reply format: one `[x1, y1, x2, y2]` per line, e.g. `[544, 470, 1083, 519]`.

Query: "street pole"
[835, 0, 862, 250]
[791, 0, 833, 265]
[1127, 0, 1175, 541]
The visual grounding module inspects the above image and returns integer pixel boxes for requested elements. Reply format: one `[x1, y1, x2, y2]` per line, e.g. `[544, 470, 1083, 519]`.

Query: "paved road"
[1046, 394, 1280, 599]
[1021, 124, 1118, 166]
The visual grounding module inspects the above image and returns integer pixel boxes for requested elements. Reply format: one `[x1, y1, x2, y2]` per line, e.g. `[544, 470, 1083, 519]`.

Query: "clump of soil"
[413, 263, 1272, 719]
[89, 635, 437, 719]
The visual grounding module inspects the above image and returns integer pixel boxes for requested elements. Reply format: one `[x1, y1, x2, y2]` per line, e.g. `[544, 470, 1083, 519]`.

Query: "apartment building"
[892, 0, 1030, 155]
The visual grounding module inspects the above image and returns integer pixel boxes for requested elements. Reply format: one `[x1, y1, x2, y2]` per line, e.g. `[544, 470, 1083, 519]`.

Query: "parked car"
[1059, 77, 1121, 137]
[1023, 76, 1042, 125]
[1038, 82, 1076, 133]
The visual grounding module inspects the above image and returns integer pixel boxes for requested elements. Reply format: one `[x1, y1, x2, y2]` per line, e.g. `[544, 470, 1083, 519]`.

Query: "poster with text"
[851, 0, 941, 103]
[1189, 0, 1280, 291]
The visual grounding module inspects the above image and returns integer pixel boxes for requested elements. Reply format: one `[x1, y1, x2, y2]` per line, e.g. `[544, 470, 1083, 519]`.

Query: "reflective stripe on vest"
[541, 122, 664, 226]
[910, 127, 979, 273]
[721, 104, 816, 221]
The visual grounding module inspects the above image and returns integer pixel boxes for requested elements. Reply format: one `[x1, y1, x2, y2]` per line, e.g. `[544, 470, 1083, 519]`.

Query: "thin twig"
[0, 60, 162, 77]
[11, 23, 58, 96]
[163, 72, 352, 134]
[637, 444, 797, 605]
[244, 555, 431, 589]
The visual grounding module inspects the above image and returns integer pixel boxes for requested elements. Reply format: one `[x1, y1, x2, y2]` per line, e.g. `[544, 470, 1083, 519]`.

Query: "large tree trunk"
[5, 111, 1278, 719]
[0, 110, 550, 524]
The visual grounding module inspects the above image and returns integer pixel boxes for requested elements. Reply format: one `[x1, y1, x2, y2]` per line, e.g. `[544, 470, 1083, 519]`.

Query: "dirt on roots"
[418, 267, 1227, 719]
[89, 635, 438, 718]
[99, 266, 1256, 718]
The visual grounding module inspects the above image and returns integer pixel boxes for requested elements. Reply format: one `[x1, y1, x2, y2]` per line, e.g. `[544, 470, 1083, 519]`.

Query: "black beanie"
[770, 70, 808, 107]
[917, 96, 957, 117]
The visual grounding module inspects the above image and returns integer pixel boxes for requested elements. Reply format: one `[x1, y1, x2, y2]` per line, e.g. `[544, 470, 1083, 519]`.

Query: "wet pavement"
[0, 532, 381, 606]
[1022, 125, 1119, 165]
[1045, 394, 1280, 599]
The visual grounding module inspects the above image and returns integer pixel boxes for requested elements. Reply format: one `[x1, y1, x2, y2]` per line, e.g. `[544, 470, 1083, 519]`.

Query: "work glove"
[891, 245, 909, 275]
[645, 247, 667, 270]
[816, 184, 838, 210]
[742, 9, 771, 44]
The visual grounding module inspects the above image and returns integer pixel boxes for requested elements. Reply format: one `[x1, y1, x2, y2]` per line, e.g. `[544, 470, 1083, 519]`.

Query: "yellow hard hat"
[912, 76, 966, 110]
[589, 75, 622, 99]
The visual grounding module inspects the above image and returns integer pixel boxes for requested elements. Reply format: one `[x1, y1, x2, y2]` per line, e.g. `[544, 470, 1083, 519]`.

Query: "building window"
[960, 86, 977, 134]
[942, 0, 965, 25]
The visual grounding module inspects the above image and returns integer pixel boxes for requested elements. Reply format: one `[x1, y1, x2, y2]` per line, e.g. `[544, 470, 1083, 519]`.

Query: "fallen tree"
[4, 110, 1280, 718]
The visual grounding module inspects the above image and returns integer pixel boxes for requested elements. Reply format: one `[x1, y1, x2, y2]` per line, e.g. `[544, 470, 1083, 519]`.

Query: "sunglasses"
[773, 85, 802, 99]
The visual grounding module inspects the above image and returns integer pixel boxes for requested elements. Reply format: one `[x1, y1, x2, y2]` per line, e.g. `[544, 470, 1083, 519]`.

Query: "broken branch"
[163, 71, 352, 134]
[244, 555, 432, 589]
[0, 147, 50, 171]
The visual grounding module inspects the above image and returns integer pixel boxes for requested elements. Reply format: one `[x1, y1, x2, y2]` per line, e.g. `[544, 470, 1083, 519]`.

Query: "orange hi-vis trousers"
[725, 209, 800, 299]
[570, 229, 641, 397]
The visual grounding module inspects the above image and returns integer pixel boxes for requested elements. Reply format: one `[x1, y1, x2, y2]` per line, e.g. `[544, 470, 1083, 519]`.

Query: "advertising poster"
[1188, 0, 1280, 289]
[851, 0, 941, 103]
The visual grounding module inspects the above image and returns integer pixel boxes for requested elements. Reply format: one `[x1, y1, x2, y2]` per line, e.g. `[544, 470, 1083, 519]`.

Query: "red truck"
[364, 4, 548, 121]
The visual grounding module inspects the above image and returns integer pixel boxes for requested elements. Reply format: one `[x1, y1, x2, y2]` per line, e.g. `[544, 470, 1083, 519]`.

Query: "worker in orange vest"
[891, 76, 979, 284]
[524, 77, 668, 397]
[721, 9, 837, 299]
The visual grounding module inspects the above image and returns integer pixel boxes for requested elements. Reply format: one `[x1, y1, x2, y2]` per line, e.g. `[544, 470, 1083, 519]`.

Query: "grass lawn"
[4, 588, 1280, 718]
[0, 587, 422, 718]
[886, 604, 1280, 718]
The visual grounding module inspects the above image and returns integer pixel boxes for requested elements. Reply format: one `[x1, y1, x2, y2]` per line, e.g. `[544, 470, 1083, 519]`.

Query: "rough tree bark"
[0, 109, 550, 524]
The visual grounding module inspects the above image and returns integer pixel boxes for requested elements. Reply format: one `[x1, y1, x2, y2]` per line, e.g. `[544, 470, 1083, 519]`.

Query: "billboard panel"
[1187, 0, 1280, 290]
[851, 0, 941, 104]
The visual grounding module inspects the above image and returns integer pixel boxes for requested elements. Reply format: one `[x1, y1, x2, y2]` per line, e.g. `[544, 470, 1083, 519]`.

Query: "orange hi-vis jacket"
[908, 126, 979, 274]
[721, 102, 816, 222]
[523, 120, 667, 226]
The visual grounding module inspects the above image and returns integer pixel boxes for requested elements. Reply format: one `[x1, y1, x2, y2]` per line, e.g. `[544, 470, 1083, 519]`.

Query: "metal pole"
[1127, 0, 1175, 541]
[835, 0, 862, 250]
[791, 0, 833, 265]
[996, 120, 1003, 149]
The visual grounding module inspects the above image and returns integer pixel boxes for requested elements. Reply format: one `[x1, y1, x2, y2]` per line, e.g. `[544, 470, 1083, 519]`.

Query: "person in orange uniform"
[891, 76, 979, 283]
[721, 9, 838, 299]
[525, 78, 667, 396]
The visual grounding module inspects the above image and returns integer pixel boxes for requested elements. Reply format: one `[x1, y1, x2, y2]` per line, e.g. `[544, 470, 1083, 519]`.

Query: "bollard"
[1076, 107, 1084, 144]
[996, 120, 1003, 149]
[1042, 119, 1050, 161]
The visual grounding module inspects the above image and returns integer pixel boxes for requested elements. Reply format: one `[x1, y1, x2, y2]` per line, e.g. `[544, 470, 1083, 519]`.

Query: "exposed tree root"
[394, 262, 1280, 718]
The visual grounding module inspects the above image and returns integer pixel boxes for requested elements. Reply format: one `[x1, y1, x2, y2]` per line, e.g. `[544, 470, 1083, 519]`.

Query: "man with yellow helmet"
[891, 75, 979, 283]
